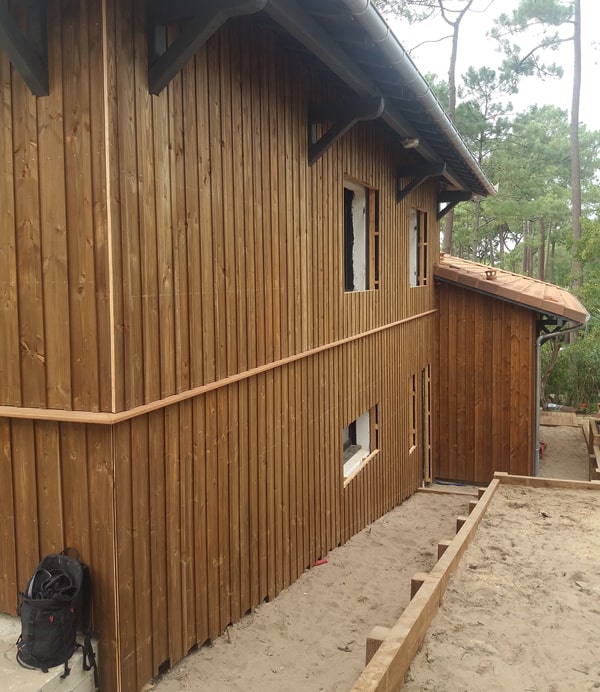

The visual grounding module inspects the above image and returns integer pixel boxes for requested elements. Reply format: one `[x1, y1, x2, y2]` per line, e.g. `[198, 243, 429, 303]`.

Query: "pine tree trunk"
[570, 0, 582, 288]
[440, 0, 473, 255]
[538, 218, 546, 281]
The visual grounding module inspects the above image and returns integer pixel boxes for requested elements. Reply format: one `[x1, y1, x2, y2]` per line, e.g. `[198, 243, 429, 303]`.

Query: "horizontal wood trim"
[0, 313, 437, 690]
[494, 472, 600, 491]
[0, 310, 436, 424]
[416, 487, 478, 498]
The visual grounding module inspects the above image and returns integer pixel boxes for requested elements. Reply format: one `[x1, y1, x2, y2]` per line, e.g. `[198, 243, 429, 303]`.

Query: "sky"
[385, 0, 600, 131]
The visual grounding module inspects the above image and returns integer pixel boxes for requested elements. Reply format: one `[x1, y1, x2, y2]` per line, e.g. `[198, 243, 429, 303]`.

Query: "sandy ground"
[152, 489, 475, 691]
[404, 484, 600, 691]
[539, 422, 590, 480]
[153, 421, 593, 691]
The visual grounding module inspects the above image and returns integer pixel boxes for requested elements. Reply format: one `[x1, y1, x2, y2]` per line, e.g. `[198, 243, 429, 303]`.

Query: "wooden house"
[0, 1, 557, 689]
[434, 256, 588, 484]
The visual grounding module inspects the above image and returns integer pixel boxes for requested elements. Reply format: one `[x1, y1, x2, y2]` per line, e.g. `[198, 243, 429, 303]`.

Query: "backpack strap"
[60, 660, 71, 679]
[79, 563, 99, 689]
[15, 593, 49, 673]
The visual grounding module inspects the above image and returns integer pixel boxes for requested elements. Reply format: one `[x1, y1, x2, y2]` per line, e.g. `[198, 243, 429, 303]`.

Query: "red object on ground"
[539, 441, 548, 459]
[313, 558, 328, 567]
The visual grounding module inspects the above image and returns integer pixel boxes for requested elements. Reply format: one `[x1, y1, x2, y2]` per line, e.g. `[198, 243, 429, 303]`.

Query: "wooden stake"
[437, 539, 451, 560]
[365, 626, 391, 665]
[456, 515, 468, 532]
[410, 572, 428, 599]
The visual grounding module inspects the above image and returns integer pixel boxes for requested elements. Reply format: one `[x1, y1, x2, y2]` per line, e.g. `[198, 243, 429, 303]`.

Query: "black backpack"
[16, 548, 99, 688]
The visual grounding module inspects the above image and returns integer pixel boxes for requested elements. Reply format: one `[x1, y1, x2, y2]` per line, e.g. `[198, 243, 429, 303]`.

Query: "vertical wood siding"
[435, 283, 536, 483]
[0, 4, 440, 690]
[0, 419, 119, 688]
[0, 0, 110, 411]
[108, 317, 435, 690]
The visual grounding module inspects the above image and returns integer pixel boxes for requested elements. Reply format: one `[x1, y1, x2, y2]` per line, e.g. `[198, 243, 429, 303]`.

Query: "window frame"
[343, 405, 380, 481]
[409, 373, 417, 454]
[343, 179, 380, 292]
[409, 207, 428, 287]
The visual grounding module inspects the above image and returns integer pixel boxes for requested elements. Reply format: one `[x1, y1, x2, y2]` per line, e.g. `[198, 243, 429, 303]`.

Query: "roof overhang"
[1, 0, 493, 198]
[265, 0, 494, 197]
[435, 255, 589, 327]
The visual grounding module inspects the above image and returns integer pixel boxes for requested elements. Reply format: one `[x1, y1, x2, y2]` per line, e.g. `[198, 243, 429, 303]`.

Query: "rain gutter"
[339, 0, 496, 197]
[265, 0, 468, 191]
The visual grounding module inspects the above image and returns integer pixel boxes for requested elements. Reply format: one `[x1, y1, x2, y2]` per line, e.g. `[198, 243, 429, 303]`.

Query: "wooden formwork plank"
[416, 487, 478, 498]
[494, 472, 600, 491]
[591, 447, 600, 481]
[539, 411, 578, 427]
[352, 479, 500, 691]
[354, 579, 443, 692]
[366, 626, 391, 666]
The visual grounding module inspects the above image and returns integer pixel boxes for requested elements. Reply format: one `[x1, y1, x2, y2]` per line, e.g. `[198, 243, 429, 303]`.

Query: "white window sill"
[343, 449, 380, 486]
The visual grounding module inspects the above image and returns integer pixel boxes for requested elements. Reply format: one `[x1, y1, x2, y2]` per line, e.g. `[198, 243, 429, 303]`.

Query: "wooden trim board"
[0, 310, 436, 424]
[592, 447, 600, 481]
[351, 478, 500, 691]
[539, 411, 578, 427]
[353, 472, 600, 690]
[416, 487, 478, 498]
[494, 471, 600, 491]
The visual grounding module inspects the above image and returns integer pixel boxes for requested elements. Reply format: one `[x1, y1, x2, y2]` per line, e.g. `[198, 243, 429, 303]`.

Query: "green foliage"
[373, 0, 437, 22]
[424, 72, 450, 110]
[543, 218, 600, 409]
[454, 104, 577, 268]
[375, 0, 600, 411]
[546, 327, 600, 408]
[576, 219, 600, 325]
[456, 66, 515, 163]
[491, 0, 572, 81]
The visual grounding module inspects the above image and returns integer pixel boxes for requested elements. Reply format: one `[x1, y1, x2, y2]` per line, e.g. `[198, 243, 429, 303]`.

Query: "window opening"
[409, 208, 428, 287]
[410, 373, 417, 451]
[344, 180, 379, 291]
[422, 365, 432, 482]
[343, 405, 379, 478]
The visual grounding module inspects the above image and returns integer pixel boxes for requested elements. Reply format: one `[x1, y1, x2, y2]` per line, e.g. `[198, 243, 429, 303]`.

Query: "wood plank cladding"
[0, 4, 441, 690]
[0, 6, 437, 415]
[0, 318, 436, 690]
[0, 0, 110, 412]
[435, 283, 536, 484]
[0, 418, 119, 688]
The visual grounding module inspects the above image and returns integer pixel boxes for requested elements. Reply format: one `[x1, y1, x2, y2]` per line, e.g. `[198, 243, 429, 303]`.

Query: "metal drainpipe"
[535, 324, 584, 476]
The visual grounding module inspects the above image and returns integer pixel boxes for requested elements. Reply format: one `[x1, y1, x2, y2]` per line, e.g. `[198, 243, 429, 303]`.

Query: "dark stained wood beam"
[308, 96, 385, 166]
[148, 0, 267, 95]
[397, 162, 446, 203]
[147, 0, 199, 24]
[0, 1, 48, 95]
[437, 190, 472, 219]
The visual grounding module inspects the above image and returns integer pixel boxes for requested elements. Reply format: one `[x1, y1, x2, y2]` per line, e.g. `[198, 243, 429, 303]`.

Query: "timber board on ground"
[352, 474, 600, 691]
[539, 411, 578, 427]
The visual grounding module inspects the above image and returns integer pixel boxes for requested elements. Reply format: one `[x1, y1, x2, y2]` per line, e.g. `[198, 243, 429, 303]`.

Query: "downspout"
[339, 0, 496, 197]
[535, 323, 585, 476]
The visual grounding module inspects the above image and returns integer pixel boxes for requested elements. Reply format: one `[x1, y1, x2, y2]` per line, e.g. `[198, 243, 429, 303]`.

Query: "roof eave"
[339, 0, 495, 197]
[434, 261, 589, 327]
